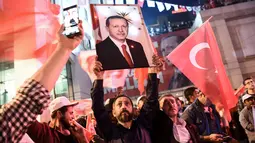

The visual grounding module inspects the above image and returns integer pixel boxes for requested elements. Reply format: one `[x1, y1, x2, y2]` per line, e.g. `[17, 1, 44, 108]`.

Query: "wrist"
[57, 43, 73, 53]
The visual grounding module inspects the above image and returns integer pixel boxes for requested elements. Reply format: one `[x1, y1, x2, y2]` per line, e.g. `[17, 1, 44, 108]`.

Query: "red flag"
[90, 5, 102, 44]
[0, 0, 60, 63]
[134, 68, 148, 94]
[234, 84, 245, 97]
[167, 18, 237, 121]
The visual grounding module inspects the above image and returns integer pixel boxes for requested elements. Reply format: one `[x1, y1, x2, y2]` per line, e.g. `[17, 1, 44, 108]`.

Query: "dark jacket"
[181, 99, 222, 136]
[151, 109, 200, 143]
[96, 37, 149, 70]
[91, 74, 158, 143]
[27, 120, 78, 143]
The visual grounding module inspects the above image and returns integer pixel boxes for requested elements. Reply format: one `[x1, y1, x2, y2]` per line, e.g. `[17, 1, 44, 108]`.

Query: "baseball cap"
[49, 96, 78, 115]
[136, 96, 146, 106]
[242, 94, 253, 103]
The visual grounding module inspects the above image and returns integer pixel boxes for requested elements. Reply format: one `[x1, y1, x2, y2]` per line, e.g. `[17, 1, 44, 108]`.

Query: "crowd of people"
[202, 0, 254, 9]
[1, 19, 255, 143]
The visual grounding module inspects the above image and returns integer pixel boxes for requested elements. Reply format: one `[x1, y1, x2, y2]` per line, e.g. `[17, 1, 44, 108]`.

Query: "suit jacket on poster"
[96, 37, 149, 70]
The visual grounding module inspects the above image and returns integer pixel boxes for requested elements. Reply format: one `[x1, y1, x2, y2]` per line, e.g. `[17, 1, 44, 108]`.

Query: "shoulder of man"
[96, 37, 111, 47]
[126, 38, 141, 45]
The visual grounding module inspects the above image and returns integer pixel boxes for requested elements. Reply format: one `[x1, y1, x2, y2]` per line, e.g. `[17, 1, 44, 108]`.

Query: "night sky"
[140, 0, 199, 26]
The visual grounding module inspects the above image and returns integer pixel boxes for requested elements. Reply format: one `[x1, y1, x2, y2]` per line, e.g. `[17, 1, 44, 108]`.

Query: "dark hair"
[51, 106, 68, 119]
[158, 93, 176, 102]
[184, 87, 197, 102]
[243, 77, 252, 85]
[113, 94, 133, 107]
[106, 15, 129, 27]
[76, 116, 87, 128]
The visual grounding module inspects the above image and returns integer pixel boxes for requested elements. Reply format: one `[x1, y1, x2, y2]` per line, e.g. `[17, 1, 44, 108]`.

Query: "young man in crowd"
[184, 87, 199, 105]
[238, 78, 255, 113]
[0, 21, 84, 143]
[27, 96, 88, 143]
[89, 55, 162, 143]
[181, 90, 237, 142]
[136, 95, 148, 112]
[150, 94, 200, 143]
[239, 94, 255, 143]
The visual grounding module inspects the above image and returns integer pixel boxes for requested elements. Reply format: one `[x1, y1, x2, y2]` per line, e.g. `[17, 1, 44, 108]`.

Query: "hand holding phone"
[63, 5, 81, 38]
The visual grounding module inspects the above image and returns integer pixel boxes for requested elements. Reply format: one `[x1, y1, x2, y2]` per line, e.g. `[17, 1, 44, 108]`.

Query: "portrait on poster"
[91, 4, 154, 70]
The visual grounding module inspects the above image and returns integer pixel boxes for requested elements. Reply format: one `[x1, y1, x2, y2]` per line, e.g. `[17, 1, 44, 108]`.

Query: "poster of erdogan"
[90, 4, 154, 70]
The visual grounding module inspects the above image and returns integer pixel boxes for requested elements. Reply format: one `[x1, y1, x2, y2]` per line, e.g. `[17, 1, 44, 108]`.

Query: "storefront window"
[0, 60, 73, 105]
[0, 61, 15, 105]
[51, 60, 74, 100]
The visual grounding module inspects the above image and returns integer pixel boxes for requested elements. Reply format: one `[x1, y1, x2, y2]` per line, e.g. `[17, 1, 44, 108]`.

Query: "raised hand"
[92, 56, 104, 80]
[148, 54, 164, 73]
[57, 20, 84, 51]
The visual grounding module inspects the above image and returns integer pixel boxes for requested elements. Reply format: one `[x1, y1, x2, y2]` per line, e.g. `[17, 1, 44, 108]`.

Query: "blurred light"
[115, 0, 124, 4]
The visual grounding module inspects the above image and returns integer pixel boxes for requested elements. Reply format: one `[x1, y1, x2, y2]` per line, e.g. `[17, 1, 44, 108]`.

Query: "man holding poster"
[96, 15, 149, 70]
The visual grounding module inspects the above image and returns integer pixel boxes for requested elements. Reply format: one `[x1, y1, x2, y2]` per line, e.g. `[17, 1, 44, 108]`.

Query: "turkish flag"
[234, 84, 245, 97]
[167, 19, 237, 121]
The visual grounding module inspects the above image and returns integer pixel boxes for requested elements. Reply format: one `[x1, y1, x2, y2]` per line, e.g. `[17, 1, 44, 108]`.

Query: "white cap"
[136, 95, 146, 105]
[242, 94, 253, 103]
[49, 96, 78, 115]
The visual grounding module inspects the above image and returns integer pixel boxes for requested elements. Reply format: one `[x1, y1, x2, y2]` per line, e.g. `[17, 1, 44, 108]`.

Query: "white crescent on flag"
[189, 42, 210, 70]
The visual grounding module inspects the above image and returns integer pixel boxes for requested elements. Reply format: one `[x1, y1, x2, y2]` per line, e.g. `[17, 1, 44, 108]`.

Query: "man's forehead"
[109, 18, 127, 24]
[245, 79, 253, 83]
[115, 97, 132, 103]
[162, 96, 175, 102]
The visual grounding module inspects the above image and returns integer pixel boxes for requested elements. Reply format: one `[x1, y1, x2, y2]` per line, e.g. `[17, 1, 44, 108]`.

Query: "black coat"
[151, 109, 200, 143]
[96, 37, 149, 70]
[91, 74, 159, 143]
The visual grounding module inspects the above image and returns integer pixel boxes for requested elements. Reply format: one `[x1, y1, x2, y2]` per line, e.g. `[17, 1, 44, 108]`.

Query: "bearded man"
[90, 55, 162, 143]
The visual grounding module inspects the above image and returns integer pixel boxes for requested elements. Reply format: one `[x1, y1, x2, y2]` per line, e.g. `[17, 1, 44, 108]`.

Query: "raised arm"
[137, 55, 163, 130]
[0, 22, 84, 143]
[90, 59, 113, 141]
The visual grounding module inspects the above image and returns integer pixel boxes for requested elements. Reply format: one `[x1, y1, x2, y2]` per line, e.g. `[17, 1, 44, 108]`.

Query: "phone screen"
[63, 5, 80, 38]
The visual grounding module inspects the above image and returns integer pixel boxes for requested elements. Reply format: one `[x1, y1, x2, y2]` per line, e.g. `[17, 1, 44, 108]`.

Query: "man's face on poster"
[160, 36, 180, 65]
[106, 18, 128, 43]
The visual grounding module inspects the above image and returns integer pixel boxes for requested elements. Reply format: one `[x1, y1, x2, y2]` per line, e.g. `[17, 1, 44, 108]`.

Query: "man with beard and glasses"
[27, 96, 89, 143]
[90, 55, 163, 143]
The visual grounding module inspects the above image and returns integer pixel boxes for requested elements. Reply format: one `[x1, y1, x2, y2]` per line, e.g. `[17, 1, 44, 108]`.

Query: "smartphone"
[63, 5, 81, 38]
